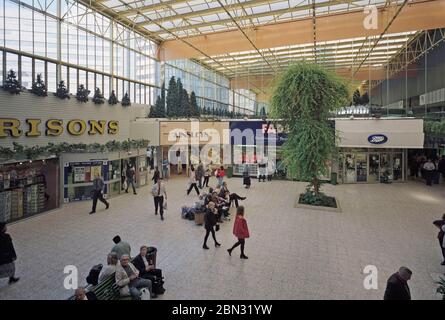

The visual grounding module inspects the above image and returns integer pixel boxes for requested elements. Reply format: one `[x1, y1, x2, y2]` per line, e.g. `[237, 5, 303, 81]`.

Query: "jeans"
[154, 196, 164, 217]
[162, 168, 169, 180]
[126, 179, 136, 193]
[129, 278, 152, 300]
[217, 177, 223, 187]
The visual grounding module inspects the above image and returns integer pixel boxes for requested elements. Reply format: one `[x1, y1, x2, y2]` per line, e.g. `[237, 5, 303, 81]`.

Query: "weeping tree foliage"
[270, 62, 350, 200]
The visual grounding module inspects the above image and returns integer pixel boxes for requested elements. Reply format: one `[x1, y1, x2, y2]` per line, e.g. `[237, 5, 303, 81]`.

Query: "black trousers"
[230, 238, 245, 255]
[425, 171, 433, 186]
[204, 227, 217, 245]
[154, 196, 164, 217]
[141, 268, 163, 280]
[197, 176, 203, 188]
[230, 193, 244, 207]
[203, 176, 210, 187]
[187, 183, 200, 195]
[92, 190, 108, 212]
[258, 175, 266, 182]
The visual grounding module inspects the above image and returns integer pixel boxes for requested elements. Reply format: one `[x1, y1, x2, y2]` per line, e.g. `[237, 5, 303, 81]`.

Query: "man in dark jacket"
[90, 173, 109, 214]
[383, 267, 412, 300]
[133, 246, 165, 294]
[0, 222, 19, 284]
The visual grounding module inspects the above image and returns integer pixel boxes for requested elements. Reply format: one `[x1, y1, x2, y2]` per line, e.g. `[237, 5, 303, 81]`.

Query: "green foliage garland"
[0, 139, 149, 161]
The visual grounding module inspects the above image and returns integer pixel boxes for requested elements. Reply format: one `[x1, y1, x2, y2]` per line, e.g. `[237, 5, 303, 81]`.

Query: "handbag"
[140, 287, 151, 300]
[215, 224, 220, 232]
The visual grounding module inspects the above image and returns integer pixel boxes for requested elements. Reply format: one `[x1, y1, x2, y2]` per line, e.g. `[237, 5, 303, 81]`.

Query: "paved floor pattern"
[0, 176, 444, 300]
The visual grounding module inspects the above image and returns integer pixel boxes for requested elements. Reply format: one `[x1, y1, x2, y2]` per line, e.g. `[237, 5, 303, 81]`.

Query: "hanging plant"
[92, 87, 105, 104]
[76, 84, 90, 103]
[55, 80, 70, 99]
[31, 73, 47, 97]
[121, 92, 131, 107]
[3, 69, 22, 94]
[108, 90, 118, 105]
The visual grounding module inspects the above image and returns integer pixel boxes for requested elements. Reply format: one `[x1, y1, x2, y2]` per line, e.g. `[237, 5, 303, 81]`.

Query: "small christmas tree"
[92, 87, 105, 104]
[108, 90, 118, 105]
[76, 84, 90, 103]
[121, 92, 131, 107]
[55, 80, 70, 99]
[3, 69, 22, 94]
[31, 73, 47, 97]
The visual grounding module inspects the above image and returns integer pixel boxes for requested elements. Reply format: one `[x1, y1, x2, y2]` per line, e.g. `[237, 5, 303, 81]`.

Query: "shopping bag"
[163, 201, 168, 210]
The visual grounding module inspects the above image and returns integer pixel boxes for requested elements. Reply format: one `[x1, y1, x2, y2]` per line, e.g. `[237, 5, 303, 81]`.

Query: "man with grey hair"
[115, 254, 154, 300]
[383, 267, 412, 300]
[99, 252, 119, 282]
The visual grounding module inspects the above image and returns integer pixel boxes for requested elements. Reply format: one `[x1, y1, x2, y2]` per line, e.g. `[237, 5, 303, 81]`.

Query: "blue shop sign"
[229, 121, 287, 146]
[368, 134, 388, 145]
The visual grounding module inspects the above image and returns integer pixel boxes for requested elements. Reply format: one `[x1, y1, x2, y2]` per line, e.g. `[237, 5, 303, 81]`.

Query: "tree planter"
[294, 196, 342, 213]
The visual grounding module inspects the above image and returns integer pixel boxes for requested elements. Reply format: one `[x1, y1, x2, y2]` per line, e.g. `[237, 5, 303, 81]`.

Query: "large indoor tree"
[270, 62, 350, 206]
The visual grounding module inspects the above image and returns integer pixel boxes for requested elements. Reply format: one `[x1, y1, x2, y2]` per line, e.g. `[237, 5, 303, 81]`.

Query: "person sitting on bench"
[133, 246, 165, 295]
[115, 254, 154, 300]
[74, 287, 97, 300]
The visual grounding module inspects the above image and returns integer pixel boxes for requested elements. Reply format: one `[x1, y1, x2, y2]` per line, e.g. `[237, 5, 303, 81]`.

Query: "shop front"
[335, 118, 424, 184]
[229, 120, 287, 177]
[159, 121, 230, 176]
[0, 158, 60, 223]
[61, 149, 148, 202]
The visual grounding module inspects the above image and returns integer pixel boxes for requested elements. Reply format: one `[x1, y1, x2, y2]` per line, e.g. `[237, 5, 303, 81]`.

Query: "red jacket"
[233, 216, 250, 239]
[217, 169, 225, 178]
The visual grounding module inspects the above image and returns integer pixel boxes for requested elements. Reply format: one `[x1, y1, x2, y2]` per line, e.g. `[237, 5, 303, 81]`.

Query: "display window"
[64, 161, 107, 202]
[0, 159, 59, 222]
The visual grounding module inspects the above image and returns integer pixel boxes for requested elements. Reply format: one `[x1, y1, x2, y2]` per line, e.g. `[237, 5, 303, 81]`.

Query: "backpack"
[86, 264, 103, 286]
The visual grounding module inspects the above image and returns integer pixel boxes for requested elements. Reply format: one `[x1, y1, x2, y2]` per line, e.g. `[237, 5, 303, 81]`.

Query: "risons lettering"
[0, 118, 119, 138]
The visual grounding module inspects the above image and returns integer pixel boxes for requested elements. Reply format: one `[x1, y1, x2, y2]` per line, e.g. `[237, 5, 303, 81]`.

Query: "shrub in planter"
[270, 62, 350, 207]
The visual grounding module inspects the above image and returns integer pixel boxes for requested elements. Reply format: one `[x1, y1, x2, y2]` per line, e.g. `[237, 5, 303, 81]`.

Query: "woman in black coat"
[0, 222, 19, 284]
[203, 202, 221, 250]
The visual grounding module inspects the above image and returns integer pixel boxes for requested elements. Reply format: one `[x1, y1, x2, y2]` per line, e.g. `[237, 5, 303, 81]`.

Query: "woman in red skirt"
[227, 206, 250, 259]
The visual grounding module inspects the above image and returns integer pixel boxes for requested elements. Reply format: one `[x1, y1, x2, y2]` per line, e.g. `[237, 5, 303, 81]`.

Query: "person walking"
[0, 222, 20, 285]
[423, 159, 435, 186]
[216, 166, 225, 187]
[111, 235, 131, 260]
[125, 164, 137, 195]
[203, 167, 211, 188]
[90, 173, 109, 214]
[383, 267, 412, 300]
[433, 214, 445, 265]
[152, 168, 160, 184]
[227, 206, 250, 259]
[151, 178, 167, 221]
[202, 202, 221, 250]
[196, 162, 204, 189]
[438, 155, 445, 182]
[243, 163, 251, 189]
[186, 165, 200, 196]
[162, 158, 169, 181]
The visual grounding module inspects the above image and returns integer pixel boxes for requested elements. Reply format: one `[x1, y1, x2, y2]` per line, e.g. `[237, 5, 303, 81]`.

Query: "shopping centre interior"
[1, 0, 445, 300]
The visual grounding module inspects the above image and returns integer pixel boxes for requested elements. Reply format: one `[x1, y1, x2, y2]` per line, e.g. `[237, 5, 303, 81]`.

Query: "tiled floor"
[0, 176, 444, 300]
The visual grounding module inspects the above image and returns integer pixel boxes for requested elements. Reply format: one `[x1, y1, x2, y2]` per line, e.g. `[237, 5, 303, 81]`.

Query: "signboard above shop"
[229, 120, 287, 146]
[335, 119, 424, 149]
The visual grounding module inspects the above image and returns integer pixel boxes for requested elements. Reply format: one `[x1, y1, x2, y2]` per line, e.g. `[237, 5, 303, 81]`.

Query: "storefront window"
[393, 153, 403, 181]
[64, 161, 105, 202]
[0, 159, 59, 222]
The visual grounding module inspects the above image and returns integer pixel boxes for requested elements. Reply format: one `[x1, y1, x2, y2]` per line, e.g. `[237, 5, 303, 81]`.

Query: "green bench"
[68, 273, 131, 300]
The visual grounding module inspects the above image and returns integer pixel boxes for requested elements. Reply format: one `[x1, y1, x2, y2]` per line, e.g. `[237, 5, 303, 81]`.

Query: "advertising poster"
[74, 167, 85, 183]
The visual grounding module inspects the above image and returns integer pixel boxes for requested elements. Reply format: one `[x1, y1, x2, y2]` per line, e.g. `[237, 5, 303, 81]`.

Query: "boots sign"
[0, 118, 119, 138]
[368, 134, 388, 145]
